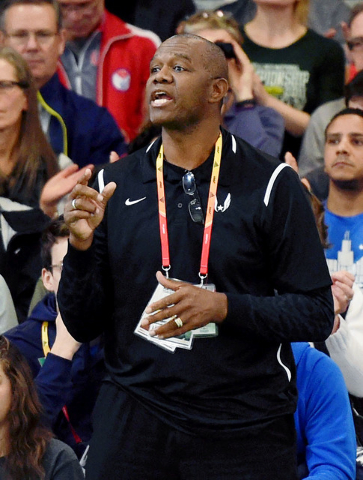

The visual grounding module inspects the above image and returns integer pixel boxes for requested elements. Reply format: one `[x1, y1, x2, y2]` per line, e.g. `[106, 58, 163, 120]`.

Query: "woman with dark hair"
[0, 335, 84, 479]
[0, 46, 59, 210]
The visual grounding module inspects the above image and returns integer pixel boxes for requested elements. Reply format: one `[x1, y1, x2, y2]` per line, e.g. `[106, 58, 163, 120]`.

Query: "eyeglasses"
[5, 31, 58, 47]
[182, 171, 205, 225]
[0, 80, 29, 92]
[347, 36, 363, 51]
[50, 262, 63, 272]
[58, 0, 97, 14]
[178, 9, 242, 45]
[183, 9, 234, 24]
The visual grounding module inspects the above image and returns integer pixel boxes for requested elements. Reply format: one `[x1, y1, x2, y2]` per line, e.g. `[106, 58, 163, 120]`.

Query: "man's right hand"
[64, 168, 116, 250]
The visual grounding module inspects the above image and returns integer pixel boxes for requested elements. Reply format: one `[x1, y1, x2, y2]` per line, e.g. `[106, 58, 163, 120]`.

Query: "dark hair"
[0, 47, 59, 199]
[302, 184, 329, 249]
[325, 107, 363, 138]
[0, 336, 53, 479]
[0, 0, 62, 31]
[349, 3, 363, 28]
[345, 70, 363, 106]
[41, 215, 69, 270]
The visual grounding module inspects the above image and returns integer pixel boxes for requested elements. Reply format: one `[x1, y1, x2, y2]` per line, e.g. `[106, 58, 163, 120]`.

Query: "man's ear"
[42, 268, 54, 292]
[0, 31, 5, 46]
[209, 77, 229, 104]
[57, 28, 66, 56]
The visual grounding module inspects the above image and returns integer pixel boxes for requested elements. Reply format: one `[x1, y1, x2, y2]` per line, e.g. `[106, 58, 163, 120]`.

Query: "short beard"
[152, 114, 200, 133]
[332, 178, 360, 191]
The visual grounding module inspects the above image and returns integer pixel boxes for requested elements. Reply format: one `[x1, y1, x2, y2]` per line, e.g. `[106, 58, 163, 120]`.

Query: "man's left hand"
[140, 271, 228, 339]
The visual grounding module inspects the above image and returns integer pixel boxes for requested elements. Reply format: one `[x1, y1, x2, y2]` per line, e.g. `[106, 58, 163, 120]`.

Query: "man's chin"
[149, 116, 176, 129]
[332, 178, 360, 190]
[66, 27, 93, 41]
[149, 114, 197, 132]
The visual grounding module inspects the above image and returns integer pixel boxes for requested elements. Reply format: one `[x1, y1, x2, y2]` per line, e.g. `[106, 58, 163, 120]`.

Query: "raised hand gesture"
[64, 168, 116, 250]
[40, 163, 94, 217]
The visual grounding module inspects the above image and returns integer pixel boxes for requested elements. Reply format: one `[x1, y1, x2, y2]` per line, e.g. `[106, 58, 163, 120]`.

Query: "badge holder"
[134, 280, 218, 353]
[134, 281, 194, 353]
[134, 134, 222, 352]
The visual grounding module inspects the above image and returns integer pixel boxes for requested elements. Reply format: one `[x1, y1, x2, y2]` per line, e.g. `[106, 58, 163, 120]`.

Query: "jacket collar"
[141, 127, 238, 187]
[28, 293, 57, 323]
[100, 9, 133, 47]
[39, 73, 62, 106]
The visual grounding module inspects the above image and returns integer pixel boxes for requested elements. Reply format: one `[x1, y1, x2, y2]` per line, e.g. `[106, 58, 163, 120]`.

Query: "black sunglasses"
[182, 171, 205, 225]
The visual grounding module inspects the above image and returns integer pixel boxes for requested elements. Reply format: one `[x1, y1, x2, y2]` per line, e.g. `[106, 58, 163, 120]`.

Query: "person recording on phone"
[177, 10, 285, 157]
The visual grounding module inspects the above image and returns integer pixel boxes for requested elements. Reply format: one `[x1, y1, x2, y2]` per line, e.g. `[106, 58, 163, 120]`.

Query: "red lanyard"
[156, 134, 222, 283]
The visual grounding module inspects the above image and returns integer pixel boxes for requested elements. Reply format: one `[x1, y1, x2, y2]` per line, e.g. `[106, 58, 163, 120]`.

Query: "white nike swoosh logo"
[125, 197, 146, 206]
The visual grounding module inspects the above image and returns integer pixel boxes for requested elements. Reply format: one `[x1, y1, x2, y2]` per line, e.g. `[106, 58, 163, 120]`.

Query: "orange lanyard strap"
[156, 133, 222, 282]
[156, 145, 170, 274]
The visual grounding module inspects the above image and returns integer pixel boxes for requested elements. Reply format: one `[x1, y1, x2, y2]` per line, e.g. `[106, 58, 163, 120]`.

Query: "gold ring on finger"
[174, 317, 183, 328]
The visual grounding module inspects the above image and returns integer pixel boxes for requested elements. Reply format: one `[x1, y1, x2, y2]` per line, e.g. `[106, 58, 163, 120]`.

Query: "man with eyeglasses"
[58, 34, 334, 479]
[4, 216, 105, 464]
[0, 0, 127, 168]
[56, 0, 160, 143]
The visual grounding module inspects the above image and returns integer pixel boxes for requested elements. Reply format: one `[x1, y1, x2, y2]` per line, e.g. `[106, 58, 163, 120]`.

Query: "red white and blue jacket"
[59, 10, 160, 143]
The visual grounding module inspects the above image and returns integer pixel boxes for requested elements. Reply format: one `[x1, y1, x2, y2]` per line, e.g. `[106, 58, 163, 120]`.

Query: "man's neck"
[36, 77, 49, 90]
[161, 123, 221, 170]
[327, 182, 363, 216]
[246, 6, 306, 48]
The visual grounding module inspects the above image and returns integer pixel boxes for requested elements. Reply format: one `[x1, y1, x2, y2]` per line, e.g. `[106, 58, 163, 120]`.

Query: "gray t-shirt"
[61, 31, 101, 103]
[0, 438, 84, 479]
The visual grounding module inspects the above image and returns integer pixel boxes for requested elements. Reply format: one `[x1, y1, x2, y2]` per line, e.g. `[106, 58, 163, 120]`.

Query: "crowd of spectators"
[0, 0, 362, 478]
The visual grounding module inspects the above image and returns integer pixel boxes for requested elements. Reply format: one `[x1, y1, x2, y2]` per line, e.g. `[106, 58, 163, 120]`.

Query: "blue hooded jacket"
[5, 294, 105, 457]
[38, 73, 127, 167]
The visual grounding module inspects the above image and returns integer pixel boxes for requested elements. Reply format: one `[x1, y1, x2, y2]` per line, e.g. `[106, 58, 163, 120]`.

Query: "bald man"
[58, 34, 334, 480]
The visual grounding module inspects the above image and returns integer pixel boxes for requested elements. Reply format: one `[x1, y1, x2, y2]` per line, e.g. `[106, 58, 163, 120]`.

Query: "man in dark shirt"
[58, 34, 334, 479]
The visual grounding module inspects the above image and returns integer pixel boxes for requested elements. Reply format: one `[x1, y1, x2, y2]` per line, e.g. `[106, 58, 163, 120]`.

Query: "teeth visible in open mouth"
[152, 92, 172, 106]
[153, 98, 170, 106]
